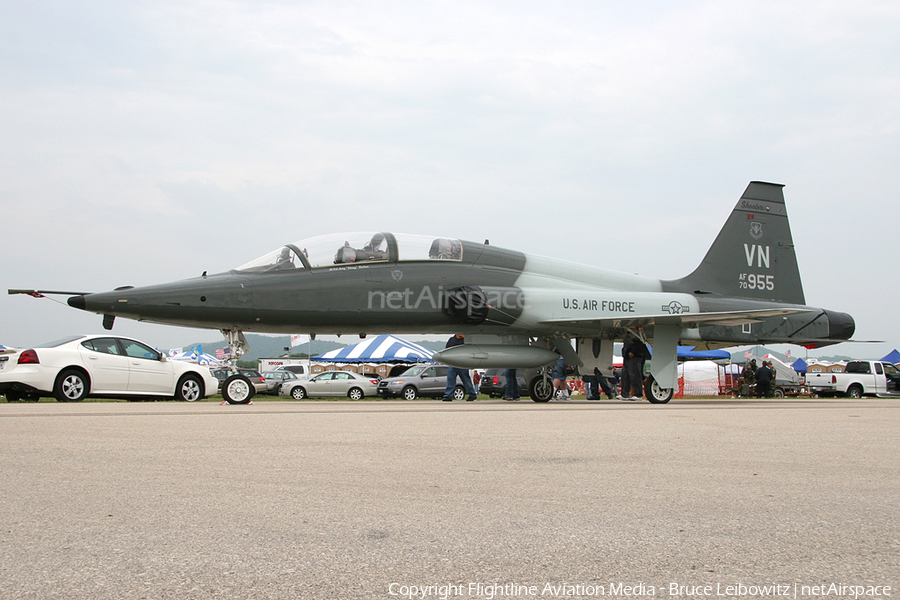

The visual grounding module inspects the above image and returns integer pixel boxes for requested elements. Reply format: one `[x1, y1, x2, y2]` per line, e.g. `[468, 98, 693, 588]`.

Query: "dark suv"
[377, 364, 465, 400]
[479, 369, 529, 398]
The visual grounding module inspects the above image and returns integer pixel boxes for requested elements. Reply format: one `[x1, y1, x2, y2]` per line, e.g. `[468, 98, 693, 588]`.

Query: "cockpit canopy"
[235, 232, 463, 273]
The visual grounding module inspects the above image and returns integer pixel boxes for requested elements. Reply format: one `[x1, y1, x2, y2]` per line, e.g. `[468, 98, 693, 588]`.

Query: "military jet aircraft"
[12, 182, 854, 403]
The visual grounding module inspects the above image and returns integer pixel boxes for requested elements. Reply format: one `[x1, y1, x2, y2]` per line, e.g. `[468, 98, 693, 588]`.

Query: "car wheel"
[176, 374, 203, 402]
[348, 387, 364, 400]
[402, 385, 418, 400]
[54, 369, 88, 402]
[4, 391, 22, 402]
[772, 387, 785, 399]
[291, 386, 307, 400]
[452, 385, 466, 400]
[529, 376, 553, 402]
[847, 384, 863, 399]
[223, 374, 254, 405]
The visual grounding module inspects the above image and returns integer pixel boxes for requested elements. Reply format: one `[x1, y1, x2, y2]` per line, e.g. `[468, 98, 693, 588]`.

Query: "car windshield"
[234, 232, 462, 272]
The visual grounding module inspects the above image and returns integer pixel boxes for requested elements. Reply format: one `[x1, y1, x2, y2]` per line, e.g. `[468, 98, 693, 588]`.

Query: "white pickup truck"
[807, 360, 900, 398]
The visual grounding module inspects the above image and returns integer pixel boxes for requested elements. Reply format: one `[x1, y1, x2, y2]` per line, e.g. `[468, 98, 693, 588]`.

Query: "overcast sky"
[2, 1, 897, 359]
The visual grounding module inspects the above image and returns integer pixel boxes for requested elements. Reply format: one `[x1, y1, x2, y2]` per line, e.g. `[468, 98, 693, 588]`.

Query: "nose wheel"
[222, 374, 255, 404]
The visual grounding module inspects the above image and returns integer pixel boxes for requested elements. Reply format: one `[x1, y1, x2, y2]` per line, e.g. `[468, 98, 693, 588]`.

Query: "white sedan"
[0, 335, 219, 402]
[281, 370, 379, 399]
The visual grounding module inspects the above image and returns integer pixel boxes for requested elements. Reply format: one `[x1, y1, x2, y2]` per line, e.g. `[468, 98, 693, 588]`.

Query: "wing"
[538, 307, 813, 329]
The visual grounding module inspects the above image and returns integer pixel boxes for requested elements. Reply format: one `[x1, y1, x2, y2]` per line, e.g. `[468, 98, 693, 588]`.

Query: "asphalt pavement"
[0, 397, 896, 599]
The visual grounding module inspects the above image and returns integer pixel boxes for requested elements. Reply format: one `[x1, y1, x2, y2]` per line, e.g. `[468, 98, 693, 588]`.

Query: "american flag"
[744, 349, 752, 359]
[215, 348, 231, 360]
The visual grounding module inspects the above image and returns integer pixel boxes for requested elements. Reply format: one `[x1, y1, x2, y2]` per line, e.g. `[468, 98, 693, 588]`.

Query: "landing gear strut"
[220, 328, 255, 405]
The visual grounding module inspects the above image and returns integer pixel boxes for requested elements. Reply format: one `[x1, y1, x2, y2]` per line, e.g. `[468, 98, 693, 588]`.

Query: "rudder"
[663, 182, 806, 305]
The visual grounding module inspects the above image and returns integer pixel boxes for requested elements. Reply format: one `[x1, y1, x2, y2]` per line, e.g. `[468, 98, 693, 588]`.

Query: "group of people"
[740, 359, 778, 398]
[441, 333, 653, 402]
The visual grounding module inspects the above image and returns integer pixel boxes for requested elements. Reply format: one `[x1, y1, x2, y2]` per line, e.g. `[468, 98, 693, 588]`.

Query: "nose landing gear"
[220, 328, 255, 405]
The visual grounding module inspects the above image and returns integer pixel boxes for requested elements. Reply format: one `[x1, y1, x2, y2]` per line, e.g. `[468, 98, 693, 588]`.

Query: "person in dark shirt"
[755, 361, 773, 398]
[622, 336, 650, 400]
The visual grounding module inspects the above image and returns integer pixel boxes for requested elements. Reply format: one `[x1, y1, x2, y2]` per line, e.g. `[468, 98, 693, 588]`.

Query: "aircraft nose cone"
[67, 295, 86, 310]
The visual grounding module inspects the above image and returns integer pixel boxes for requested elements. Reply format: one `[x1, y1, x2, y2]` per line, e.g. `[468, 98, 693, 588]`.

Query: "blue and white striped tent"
[313, 335, 434, 363]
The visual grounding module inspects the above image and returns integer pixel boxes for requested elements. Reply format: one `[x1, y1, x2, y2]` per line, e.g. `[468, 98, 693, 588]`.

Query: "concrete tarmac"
[0, 397, 897, 600]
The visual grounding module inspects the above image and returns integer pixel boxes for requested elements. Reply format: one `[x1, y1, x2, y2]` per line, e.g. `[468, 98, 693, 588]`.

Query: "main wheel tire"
[4, 391, 22, 402]
[291, 386, 307, 399]
[529, 376, 553, 402]
[847, 384, 863, 399]
[348, 387, 364, 400]
[452, 385, 466, 400]
[176, 374, 203, 402]
[223, 374, 254, 404]
[54, 369, 88, 402]
[644, 376, 673, 404]
[402, 385, 418, 400]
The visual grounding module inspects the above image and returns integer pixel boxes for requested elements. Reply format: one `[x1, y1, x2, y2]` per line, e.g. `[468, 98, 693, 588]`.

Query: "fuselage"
[67, 231, 853, 348]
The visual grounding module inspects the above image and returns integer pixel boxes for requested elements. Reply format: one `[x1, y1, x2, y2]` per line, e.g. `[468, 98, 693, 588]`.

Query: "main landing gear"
[644, 376, 674, 404]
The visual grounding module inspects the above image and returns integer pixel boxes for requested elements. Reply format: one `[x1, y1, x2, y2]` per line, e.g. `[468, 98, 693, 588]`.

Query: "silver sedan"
[281, 371, 379, 400]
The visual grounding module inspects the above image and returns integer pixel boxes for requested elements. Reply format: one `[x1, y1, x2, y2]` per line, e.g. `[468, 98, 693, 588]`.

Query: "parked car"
[378, 364, 464, 399]
[261, 370, 299, 395]
[478, 368, 529, 398]
[807, 360, 900, 398]
[281, 370, 379, 399]
[0, 334, 219, 402]
[211, 368, 268, 395]
[275, 364, 311, 379]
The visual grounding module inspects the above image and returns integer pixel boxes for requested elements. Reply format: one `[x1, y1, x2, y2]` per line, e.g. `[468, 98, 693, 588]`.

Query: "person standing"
[622, 335, 650, 400]
[551, 357, 569, 401]
[741, 359, 757, 397]
[503, 368, 520, 401]
[755, 360, 773, 398]
[441, 334, 477, 401]
[594, 367, 616, 399]
[582, 371, 599, 400]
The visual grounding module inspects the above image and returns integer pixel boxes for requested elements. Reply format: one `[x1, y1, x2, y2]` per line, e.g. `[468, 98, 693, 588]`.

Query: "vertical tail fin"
[663, 182, 806, 305]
